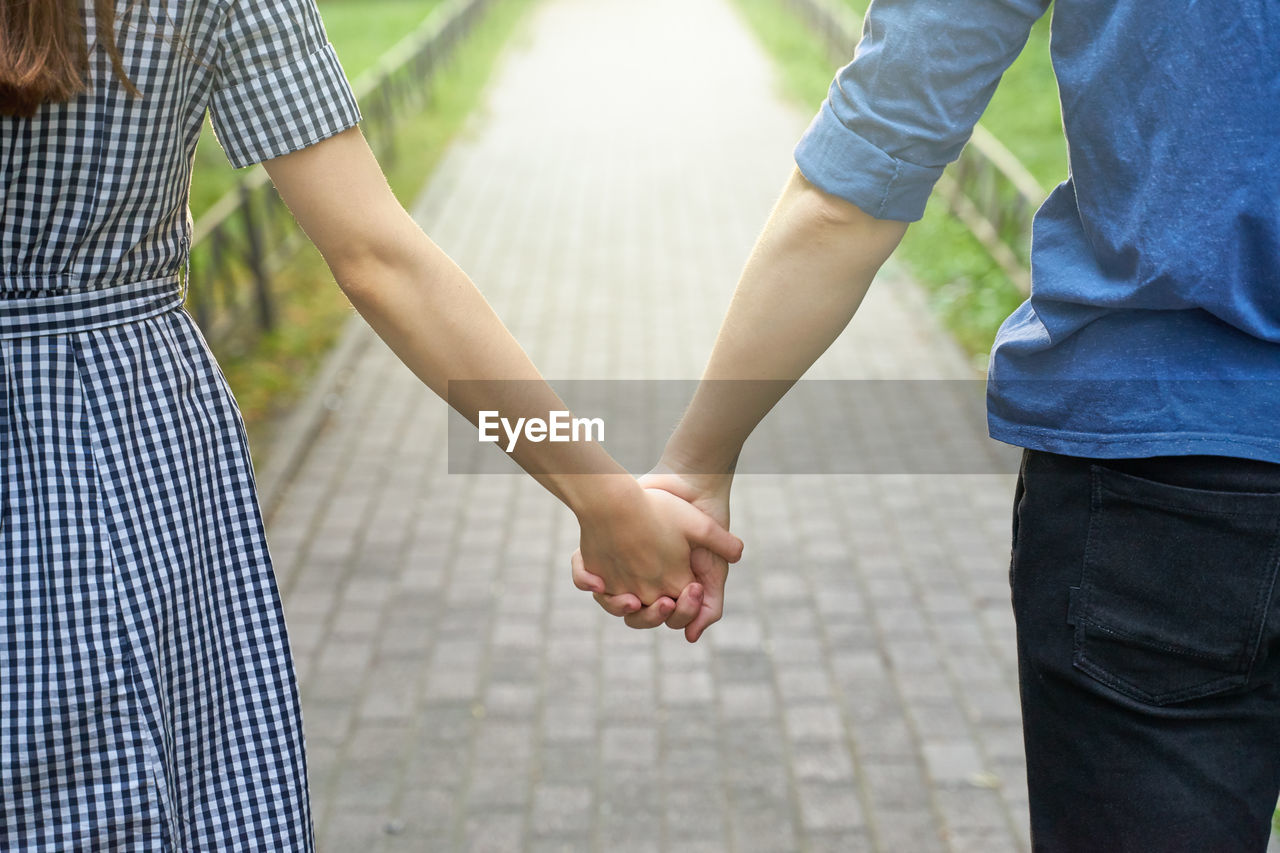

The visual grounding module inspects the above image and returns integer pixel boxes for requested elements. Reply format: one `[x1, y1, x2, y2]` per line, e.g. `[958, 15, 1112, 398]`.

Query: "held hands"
[572, 482, 740, 608]
[572, 465, 736, 642]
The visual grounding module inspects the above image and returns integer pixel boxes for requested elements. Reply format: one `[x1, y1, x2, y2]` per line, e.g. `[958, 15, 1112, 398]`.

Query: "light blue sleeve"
[794, 0, 1051, 221]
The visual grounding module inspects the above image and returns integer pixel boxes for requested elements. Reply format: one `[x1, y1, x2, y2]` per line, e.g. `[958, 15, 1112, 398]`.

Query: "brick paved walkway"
[266, 0, 1032, 849]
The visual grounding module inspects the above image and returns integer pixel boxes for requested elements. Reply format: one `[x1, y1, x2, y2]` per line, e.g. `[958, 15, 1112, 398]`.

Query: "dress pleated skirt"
[0, 279, 313, 851]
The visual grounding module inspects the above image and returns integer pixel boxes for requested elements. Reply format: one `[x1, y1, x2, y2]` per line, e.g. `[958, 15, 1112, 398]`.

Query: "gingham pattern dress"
[0, 0, 360, 849]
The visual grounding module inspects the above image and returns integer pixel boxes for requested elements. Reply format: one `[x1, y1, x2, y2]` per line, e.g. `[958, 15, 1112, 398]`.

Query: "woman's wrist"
[557, 472, 646, 525]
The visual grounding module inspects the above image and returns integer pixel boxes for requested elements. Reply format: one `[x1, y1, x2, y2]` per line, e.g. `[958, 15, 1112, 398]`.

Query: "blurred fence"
[783, 0, 1044, 294]
[187, 0, 494, 352]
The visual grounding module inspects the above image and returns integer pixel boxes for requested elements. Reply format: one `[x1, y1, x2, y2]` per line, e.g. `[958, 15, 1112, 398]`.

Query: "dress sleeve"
[794, 0, 1050, 221]
[209, 0, 363, 169]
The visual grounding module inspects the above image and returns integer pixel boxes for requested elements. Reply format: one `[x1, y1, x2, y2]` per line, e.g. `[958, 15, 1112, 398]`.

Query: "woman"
[0, 0, 742, 847]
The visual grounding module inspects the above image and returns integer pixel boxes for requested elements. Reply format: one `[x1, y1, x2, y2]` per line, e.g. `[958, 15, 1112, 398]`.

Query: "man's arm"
[583, 0, 1049, 637]
[661, 167, 907, 475]
[577, 168, 906, 640]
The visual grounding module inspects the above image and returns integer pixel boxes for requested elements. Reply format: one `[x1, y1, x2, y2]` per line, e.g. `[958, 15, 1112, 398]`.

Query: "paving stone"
[869, 808, 948, 853]
[600, 684, 659, 721]
[922, 739, 988, 787]
[729, 811, 799, 853]
[468, 760, 532, 808]
[601, 725, 658, 768]
[599, 768, 663, 818]
[593, 835, 661, 853]
[660, 670, 714, 707]
[776, 666, 835, 701]
[541, 703, 597, 744]
[935, 785, 1020, 843]
[319, 809, 394, 853]
[664, 784, 729, 841]
[946, 826, 1025, 853]
[403, 744, 469, 792]
[390, 786, 458, 835]
[806, 830, 876, 853]
[850, 714, 920, 763]
[531, 784, 594, 836]
[793, 743, 856, 783]
[660, 740, 720, 790]
[303, 700, 354, 747]
[481, 676, 540, 717]
[862, 757, 934, 811]
[329, 754, 399, 812]
[909, 699, 977, 740]
[720, 682, 777, 720]
[538, 741, 597, 786]
[529, 838, 594, 853]
[713, 649, 774, 682]
[785, 704, 848, 743]
[462, 813, 524, 853]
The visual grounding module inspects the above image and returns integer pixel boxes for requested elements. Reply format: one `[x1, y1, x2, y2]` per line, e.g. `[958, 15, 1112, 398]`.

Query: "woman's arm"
[260, 127, 742, 604]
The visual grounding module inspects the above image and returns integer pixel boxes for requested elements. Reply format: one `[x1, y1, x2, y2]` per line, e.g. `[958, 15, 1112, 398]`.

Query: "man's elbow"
[784, 170, 909, 257]
[789, 169, 882, 229]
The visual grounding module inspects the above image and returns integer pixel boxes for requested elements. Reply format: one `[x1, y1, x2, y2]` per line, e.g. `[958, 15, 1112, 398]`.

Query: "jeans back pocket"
[1073, 464, 1280, 706]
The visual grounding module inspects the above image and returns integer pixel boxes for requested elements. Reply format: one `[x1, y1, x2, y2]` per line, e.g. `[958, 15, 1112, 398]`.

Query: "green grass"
[733, 0, 840, 109]
[732, 0, 1066, 363]
[979, 14, 1068, 188]
[189, 0, 445, 218]
[209, 0, 538, 461]
[897, 195, 1029, 356]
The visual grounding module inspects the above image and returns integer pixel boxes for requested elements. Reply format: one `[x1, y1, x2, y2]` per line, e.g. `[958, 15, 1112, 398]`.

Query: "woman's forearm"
[663, 168, 908, 475]
[261, 128, 639, 521]
[335, 222, 640, 518]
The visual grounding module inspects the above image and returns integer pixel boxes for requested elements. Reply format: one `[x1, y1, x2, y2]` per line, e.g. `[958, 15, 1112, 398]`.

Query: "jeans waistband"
[0, 276, 185, 340]
[1028, 448, 1280, 493]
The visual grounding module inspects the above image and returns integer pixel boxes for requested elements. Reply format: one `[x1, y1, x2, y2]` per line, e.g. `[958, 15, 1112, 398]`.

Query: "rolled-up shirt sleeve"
[210, 0, 362, 169]
[795, 0, 1050, 221]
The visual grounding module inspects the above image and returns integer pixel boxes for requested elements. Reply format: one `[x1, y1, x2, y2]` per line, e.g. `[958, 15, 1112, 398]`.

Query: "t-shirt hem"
[988, 415, 1280, 465]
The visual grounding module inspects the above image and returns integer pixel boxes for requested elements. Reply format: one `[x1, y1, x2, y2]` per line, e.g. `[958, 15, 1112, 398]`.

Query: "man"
[577, 0, 1280, 848]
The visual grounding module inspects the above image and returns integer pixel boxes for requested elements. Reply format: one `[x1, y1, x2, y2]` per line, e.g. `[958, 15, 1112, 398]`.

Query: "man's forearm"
[663, 168, 908, 474]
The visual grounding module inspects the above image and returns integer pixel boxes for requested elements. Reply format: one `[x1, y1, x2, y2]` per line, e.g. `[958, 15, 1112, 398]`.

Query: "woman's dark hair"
[0, 0, 140, 117]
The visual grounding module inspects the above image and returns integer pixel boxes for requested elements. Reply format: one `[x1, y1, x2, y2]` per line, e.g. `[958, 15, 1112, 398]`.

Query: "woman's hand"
[572, 480, 743, 609]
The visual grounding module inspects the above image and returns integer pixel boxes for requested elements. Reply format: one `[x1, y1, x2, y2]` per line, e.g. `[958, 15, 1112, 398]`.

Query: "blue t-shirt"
[794, 0, 1280, 463]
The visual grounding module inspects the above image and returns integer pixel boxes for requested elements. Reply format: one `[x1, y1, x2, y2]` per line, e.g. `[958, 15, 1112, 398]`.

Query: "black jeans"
[1010, 449, 1280, 852]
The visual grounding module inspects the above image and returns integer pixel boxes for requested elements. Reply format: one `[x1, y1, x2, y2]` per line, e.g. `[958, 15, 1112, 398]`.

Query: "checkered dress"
[0, 1, 360, 850]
